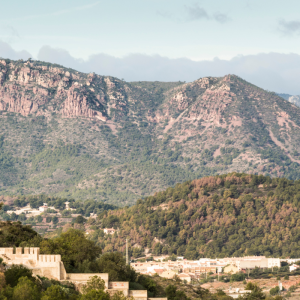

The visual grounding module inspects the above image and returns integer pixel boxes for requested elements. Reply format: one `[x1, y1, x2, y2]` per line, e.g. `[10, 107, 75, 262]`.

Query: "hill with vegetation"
[84, 173, 300, 259]
[1, 59, 300, 205]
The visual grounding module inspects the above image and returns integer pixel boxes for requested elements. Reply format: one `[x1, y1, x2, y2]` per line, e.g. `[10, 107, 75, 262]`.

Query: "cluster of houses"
[6, 202, 75, 216]
[4, 200, 119, 236]
[5, 202, 80, 233]
[131, 256, 300, 283]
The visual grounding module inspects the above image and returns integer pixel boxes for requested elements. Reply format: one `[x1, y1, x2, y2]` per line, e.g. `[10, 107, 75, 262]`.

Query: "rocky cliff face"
[0, 59, 128, 120]
[0, 60, 238, 126]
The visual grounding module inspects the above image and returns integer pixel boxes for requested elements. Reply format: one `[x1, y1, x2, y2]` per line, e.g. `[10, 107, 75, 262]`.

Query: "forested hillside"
[88, 173, 300, 258]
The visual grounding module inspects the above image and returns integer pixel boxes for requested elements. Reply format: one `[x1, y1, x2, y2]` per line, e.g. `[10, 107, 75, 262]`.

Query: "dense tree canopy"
[0, 221, 42, 247]
[40, 229, 102, 272]
[91, 173, 300, 258]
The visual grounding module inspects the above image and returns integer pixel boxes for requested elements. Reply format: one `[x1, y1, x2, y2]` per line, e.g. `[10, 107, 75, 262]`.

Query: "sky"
[1, 0, 300, 94]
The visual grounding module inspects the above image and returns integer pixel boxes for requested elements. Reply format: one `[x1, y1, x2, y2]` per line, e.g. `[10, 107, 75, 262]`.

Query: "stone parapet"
[39, 255, 61, 263]
[66, 273, 109, 288]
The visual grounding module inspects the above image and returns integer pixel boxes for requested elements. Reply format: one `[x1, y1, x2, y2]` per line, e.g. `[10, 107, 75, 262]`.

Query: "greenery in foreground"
[0, 222, 283, 300]
[85, 173, 300, 258]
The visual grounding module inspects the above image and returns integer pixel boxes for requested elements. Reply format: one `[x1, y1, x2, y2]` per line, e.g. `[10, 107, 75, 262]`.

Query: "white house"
[289, 264, 300, 272]
[39, 203, 48, 212]
[103, 228, 116, 235]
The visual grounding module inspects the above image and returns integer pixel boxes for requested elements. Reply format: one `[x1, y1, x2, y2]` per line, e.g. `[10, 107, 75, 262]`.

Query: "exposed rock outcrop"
[0, 60, 114, 119]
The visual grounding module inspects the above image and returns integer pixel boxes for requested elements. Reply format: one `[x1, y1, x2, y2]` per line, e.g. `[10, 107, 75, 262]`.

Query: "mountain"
[1, 58, 300, 205]
[91, 173, 300, 259]
[277, 93, 291, 101]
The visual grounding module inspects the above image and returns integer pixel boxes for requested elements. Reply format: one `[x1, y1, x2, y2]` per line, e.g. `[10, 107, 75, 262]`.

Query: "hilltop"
[85, 173, 300, 259]
[1, 59, 300, 205]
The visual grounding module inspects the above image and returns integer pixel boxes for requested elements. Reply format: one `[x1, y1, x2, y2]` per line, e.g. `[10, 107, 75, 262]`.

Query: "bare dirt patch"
[268, 130, 300, 164]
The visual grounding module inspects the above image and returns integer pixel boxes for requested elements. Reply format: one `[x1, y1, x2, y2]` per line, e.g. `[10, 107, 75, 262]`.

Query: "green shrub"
[270, 286, 280, 295]
[4, 265, 34, 287]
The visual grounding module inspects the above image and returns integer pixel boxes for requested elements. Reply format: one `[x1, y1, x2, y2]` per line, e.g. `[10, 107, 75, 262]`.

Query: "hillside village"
[130, 255, 300, 283]
[5, 201, 81, 233]
[130, 255, 300, 298]
[0, 195, 116, 234]
[131, 256, 281, 281]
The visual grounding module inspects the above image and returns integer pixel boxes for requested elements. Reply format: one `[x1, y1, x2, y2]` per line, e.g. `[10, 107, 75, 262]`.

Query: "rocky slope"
[1, 58, 300, 205]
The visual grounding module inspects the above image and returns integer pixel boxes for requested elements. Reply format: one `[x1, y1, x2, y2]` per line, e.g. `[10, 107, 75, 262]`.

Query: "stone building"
[0, 247, 166, 300]
[236, 258, 280, 271]
[223, 264, 239, 274]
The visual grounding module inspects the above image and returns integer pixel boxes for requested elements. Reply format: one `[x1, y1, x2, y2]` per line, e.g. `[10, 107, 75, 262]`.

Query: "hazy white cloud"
[0, 40, 31, 60]
[158, 3, 230, 24]
[185, 4, 209, 21]
[278, 19, 300, 36]
[38, 46, 83, 67]
[0, 41, 299, 95]
[36, 46, 300, 95]
[184, 4, 230, 23]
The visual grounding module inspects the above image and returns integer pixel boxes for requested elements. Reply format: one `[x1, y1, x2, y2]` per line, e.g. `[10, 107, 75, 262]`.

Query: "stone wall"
[108, 282, 129, 296]
[0, 247, 167, 300]
[129, 290, 148, 300]
[66, 273, 109, 288]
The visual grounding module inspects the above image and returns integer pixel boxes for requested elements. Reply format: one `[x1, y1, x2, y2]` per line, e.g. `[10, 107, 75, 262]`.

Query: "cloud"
[278, 19, 300, 36]
[38, 46, 83, 67]
[0, 40, 31, 60]
[184, 4, 230, 23]
[185, 4, 209, 21]
[0, 41, 300, 95]
[158, 3, 229, 24]
[36, 46, 300, 94]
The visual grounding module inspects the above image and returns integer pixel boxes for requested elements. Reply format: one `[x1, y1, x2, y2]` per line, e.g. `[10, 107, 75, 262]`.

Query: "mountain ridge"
[1, 58, 300, 205]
